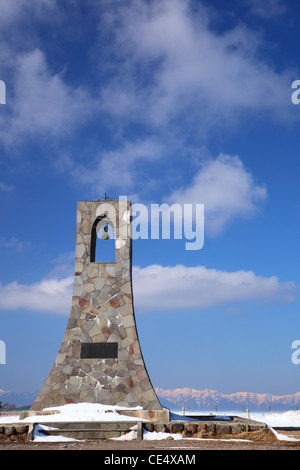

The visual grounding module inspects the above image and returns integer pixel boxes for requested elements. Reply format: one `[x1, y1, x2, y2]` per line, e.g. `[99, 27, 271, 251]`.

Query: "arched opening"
[90, 215, 115, 263]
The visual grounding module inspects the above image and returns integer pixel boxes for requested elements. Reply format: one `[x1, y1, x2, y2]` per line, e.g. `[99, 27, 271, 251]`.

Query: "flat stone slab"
[33, 420, 141, 440]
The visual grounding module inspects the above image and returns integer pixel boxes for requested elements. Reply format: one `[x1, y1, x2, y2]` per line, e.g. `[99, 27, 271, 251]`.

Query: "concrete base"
[0, 413, 267, 442]
[29, 415, 266, 440]
[117, 409, 170, 423]
[146, 416, 267, 437]
[30, 420, 143, 440]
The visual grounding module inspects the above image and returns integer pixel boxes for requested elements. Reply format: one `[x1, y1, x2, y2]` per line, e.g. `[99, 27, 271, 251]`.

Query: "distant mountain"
[155, 387, 300, 412]
[0, 390, 38, 409]
[1, 387, 300, 412]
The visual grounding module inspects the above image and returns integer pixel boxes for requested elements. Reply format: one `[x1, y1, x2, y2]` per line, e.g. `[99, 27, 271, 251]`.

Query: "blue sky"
[1, 0, 300, 398]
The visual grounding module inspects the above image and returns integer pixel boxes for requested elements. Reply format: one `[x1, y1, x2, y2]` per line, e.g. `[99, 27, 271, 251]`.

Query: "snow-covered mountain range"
[155, 387, 300, 412]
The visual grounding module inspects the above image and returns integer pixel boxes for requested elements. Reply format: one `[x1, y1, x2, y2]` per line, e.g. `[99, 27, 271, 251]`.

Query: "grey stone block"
[215, 423, 231, 435]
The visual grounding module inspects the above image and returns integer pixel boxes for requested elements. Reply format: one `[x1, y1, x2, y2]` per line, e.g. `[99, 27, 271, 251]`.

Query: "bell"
[100, 224, 110, 240]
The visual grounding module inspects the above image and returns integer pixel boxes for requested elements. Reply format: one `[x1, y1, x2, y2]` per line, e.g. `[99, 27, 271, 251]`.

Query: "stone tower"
[31, 199, 162, 411]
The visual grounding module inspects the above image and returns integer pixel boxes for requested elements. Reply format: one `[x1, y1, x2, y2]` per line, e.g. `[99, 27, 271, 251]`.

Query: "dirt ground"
[1, 429, 300, 451]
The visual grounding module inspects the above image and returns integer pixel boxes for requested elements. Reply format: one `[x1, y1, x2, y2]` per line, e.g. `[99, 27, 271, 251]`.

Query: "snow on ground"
[37, 402, 144, 423]
[112, 430, 137, 441]
[143, 430, 183, 441]
[269, 427, 300, 442]
[182, 410, 300, 429]
[242, 410, 300, 429]
[111, 425, 137, 441]
[1, 405, 300, 442]
[0, 402, 144, 424]
[32, 424, 80, 443]
[2, 405, 300, 429]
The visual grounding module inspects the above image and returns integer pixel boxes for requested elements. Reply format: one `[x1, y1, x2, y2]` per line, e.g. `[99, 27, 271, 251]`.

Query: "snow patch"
[143, 430, 183, 440]
[0, 402, 144, 424]
[1, 403, 300, 442]
[33, 424, 79, 443]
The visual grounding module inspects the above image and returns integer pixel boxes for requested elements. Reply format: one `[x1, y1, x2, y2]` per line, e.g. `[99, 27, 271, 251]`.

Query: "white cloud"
[132, 264, 296, 312]
[247, 0, 287, 18]
[0, 49, 96, 145]
[0, 263, 295, 316]
[0, 182, 14, 192]
[0, 237, 31, 252]
[169, 153, 267, 236]
[0, 277, 73, 315]
[0, 0, 295, 148]
[0, 0, 57, 25]
[0, 251, 75, 315]
[71, 137, 164, 193]
[99, 0, 294, 133]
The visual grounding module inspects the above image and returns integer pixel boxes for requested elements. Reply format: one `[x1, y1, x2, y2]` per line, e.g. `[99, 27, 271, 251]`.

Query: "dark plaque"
[80, 342, 118, 359]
